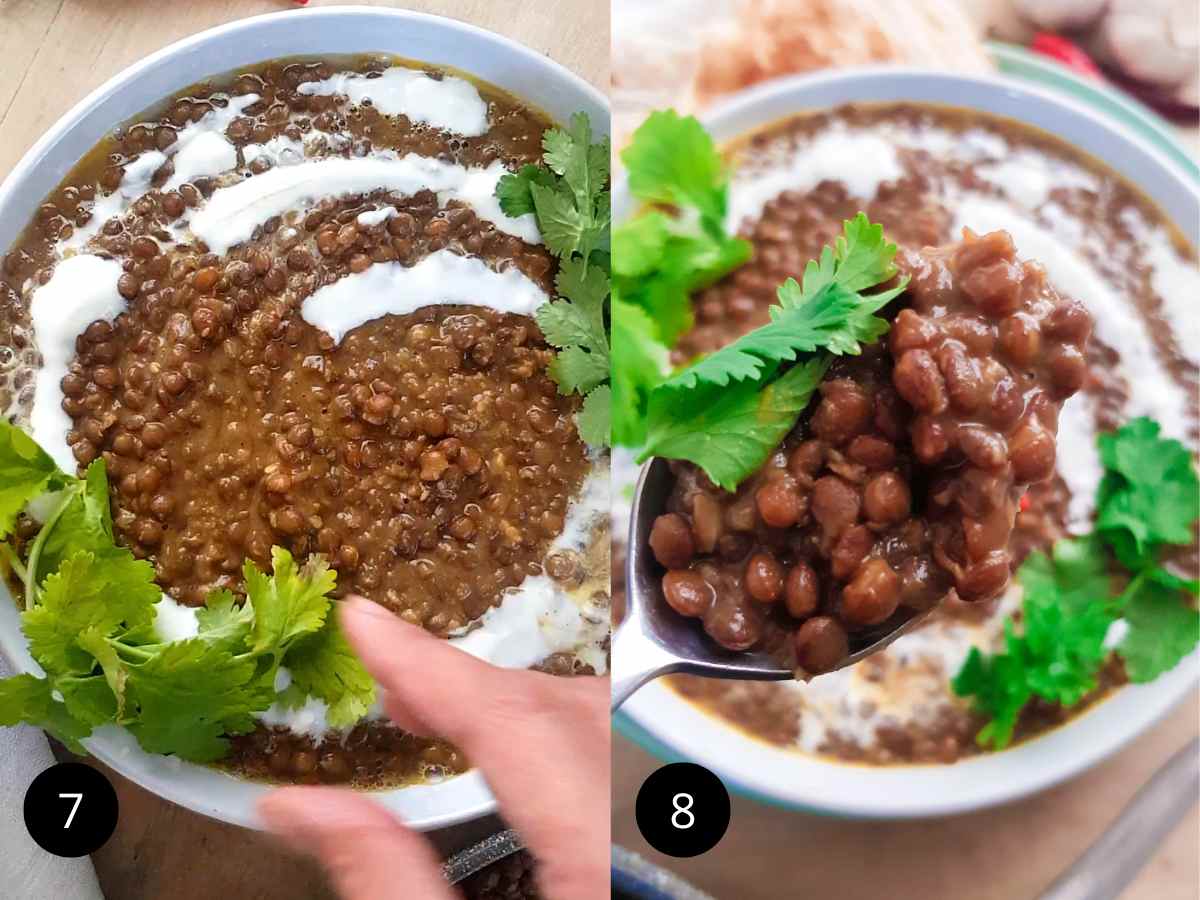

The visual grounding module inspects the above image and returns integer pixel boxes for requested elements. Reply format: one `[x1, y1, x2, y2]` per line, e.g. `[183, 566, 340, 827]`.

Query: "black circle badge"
[23, 762, 119, 857]
[635, 762, 730, 858]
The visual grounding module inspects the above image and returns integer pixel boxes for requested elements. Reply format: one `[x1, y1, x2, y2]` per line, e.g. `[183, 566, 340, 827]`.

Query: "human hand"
[258, 595, 610, 899]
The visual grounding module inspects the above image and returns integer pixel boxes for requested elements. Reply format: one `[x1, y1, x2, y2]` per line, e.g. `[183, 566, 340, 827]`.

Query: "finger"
[340, 596, 611, 899]
[340, 595, 531, 748]
[259, 787, 456, 900]
[370, 683, 429, 738]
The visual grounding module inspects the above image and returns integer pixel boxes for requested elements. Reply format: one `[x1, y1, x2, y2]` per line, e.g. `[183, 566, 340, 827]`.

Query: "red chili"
[1030, 33, 1103, 79]
[1019, 493, 1031, 513]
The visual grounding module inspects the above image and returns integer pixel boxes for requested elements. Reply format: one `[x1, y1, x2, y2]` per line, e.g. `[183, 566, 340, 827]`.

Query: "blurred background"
[610, 1, 1198, 898]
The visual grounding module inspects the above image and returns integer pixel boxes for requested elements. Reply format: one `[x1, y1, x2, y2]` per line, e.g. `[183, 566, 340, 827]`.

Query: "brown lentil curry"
[653, 102, 1198, 764]
[2, 56, 606, 786]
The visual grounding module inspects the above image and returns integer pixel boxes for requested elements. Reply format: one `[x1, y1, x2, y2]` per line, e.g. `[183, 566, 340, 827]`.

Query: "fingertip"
[257, 787, 457, 900]
[341, 594, 394, 628]
[258, 786, 353, 830]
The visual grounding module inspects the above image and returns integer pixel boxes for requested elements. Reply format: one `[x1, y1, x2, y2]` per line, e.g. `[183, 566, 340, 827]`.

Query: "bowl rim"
[0, 4, 605, 833]
[613, 64, 1200, 819]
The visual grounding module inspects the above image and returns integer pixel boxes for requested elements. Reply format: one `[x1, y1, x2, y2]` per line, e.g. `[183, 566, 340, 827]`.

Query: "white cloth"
[0, 657, 104, 900]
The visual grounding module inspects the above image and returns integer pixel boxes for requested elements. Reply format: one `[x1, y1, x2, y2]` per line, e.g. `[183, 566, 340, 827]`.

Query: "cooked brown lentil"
[650, 229, 1090, 675]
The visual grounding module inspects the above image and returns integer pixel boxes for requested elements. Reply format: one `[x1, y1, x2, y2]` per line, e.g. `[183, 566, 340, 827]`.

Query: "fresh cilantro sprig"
[658, 217, 904, 394]
[1094, 417, 1200, 570]
[643, 357, 830, 492]
[634, 213, 907, 491]
[496, 113, 610, 262]
[496, 113, 612, 447]
[0, 421, 374, 761]
[611, 111, 752, 444]
[954, 418, 1200, 749]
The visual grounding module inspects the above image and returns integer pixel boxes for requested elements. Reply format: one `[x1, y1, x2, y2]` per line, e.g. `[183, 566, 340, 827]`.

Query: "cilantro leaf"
[126, 639, 270, 762]
[1016, 538, 1114, 706]
[1118, 570, 1200, 682]
[544, 113, 611, 224]
[537, 258, 609, 351]
[955, 418, 1200, 748]
[1019, 535, 1114, 617]
[632, 214, 904, 488]
[621, 110, 728, 230]
[22, 549, 158, 675]
[617, 224, 751, 346]
[0, 673, 91, 753]
[612, 211, 670, 279]
[640, 358, 829, 492]
[662, 215, 906, 393]
[493, 115, 612, 450]
[0, 420, 59, 537]
[281, 608, 375, 728]
[57, 674, 119, 729]
[508, 112, 610, 261]
[611, 296, 670, 447]
[661, 279, 898, 394]
[551, 347, 609, 396]
[195, 588, 255, 653]
[245, 547, 334, 656]
[953, 537, 1116, 749]
[953, 641, 1029, 750]
[1095, 418, 1199, 567]
[536, 256, 610, 399]
[495, 163, 557, 218]
[34, 461, 115, 584]
[576, 384, 611, 448]
[530, 181, 608, 263]
[1, 427, 381, 761]
[77, 627, 130, 718]
[796, 212, 902, 297]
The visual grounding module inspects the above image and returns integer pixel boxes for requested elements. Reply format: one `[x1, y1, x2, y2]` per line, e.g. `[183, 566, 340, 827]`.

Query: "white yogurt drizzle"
[61, 93, 262, 253]
[792, 588, 1023, 753]
[949, 195, 1191, 444]
[300, 249, 551, 343]
[448, 464, 610, 674]
[153, 594, 201, 642]
[189, 155, 540, 254]
[726, 128, 903, 232]
[297, 66, 490, 136]
[355, 206, 397, 228]
[1118, 205, 1200, 367]
[28, 255, 127, 471]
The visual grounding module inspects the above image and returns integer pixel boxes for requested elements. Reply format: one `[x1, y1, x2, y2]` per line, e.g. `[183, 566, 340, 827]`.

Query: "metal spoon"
[611, 458, 932, 710]
[1037, 736, 1199, 900]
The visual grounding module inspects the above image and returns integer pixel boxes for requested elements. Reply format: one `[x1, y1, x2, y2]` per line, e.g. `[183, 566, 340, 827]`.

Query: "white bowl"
[0, 5, 606, 832]
[614, 66, 1200, 818]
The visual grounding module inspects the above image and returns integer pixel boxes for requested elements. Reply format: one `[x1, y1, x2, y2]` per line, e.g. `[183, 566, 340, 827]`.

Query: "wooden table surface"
[0, 2, 605, 898]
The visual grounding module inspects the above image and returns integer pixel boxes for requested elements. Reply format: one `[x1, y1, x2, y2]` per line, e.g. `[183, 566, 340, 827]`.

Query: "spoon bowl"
[611, 458, 932, 709]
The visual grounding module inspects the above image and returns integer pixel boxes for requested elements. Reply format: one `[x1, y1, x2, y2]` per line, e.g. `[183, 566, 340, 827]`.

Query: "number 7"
[59, 793, 83, 829]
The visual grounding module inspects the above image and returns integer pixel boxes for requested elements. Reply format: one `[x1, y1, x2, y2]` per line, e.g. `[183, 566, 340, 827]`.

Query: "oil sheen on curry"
[0, 56, 609, 787]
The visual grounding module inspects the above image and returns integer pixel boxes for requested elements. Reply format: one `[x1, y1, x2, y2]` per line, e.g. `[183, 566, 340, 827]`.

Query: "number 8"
[671, 792, 694, 830]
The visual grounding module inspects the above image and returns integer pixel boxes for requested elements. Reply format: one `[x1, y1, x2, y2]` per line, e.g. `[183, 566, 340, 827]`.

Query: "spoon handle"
[610, 621, 683, 711]
[1037, 736, 1199, 900]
